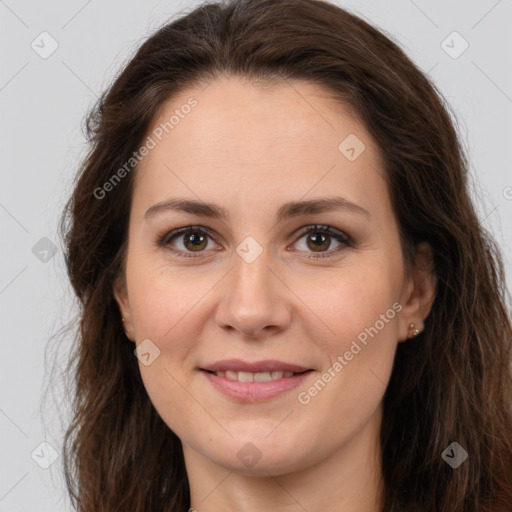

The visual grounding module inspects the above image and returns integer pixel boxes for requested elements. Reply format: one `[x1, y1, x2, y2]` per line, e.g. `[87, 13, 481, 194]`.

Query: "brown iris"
[306, 231, 331, 252]
[183, 231, 208, 251]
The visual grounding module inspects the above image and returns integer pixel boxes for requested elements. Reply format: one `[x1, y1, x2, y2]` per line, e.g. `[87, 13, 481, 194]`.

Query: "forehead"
[132, 76, 387, 217]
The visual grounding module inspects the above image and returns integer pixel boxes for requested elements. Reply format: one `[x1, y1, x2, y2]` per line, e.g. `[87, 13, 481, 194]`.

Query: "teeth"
[214, 370, 295, 381]
[238, 371, 254, 382]
[254, 372, 272, 382]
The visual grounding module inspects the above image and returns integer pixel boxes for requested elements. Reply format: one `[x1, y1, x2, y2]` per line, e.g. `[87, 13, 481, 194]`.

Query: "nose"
[214, 248, 292, 338]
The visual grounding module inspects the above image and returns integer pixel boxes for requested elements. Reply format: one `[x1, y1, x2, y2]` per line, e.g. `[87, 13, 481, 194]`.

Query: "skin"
[114, 76, 436, 512]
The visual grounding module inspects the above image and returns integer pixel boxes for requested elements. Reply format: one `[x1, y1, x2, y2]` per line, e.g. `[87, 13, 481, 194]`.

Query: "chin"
[198, 426, 324, 476]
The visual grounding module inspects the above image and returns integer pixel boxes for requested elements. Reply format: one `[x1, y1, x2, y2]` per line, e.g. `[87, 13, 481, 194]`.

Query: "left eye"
[158, 224, 351, 259]
[292, 225, 352, 259]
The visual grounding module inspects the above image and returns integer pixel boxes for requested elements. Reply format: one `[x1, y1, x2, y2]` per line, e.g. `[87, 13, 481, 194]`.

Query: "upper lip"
[200, 359, 312, 373]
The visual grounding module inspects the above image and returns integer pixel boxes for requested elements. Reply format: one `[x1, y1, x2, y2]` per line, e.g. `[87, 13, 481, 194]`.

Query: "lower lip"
[201, 370, 314, 402]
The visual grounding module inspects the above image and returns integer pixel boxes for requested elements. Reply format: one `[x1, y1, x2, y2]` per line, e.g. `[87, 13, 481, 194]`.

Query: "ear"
[113, 273, 135, 341]
[397, 241, 437, 342]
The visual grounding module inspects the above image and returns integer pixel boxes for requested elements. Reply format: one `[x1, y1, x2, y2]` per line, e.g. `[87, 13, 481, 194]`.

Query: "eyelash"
[157, 224, 353, 260]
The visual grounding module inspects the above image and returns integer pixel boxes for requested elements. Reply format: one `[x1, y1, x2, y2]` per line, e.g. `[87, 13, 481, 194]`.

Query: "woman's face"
[115, 76, 434, 476]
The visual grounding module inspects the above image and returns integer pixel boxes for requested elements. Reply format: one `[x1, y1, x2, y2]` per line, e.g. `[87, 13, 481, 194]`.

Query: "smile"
[199, 360, 315, 402]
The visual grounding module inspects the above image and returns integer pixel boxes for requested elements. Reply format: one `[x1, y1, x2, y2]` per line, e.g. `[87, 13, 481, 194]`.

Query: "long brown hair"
[59, 0, 512, 510]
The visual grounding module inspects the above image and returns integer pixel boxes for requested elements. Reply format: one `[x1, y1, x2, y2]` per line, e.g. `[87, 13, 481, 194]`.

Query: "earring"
[408, 323, 420, 338]
[122, 317, 132, 334]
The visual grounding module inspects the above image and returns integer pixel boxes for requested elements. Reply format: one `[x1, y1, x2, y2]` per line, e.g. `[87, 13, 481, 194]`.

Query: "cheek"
[299, 264, 401, 405]
[300, 261, 401, 348]
[127, 255, 212, 343]
[125, 262, 212, 431]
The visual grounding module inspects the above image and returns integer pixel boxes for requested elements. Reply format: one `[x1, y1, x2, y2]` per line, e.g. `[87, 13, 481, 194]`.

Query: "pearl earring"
[122, 317, 132, 334]
[408, 323, 420, 338]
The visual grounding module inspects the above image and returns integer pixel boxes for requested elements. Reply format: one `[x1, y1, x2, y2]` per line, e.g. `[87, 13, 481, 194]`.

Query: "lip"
[201, 359, 311, 373]
[199, 359, 315, 403]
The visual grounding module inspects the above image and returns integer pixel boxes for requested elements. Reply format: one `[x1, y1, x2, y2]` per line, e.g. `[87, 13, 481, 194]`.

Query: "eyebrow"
[144, 196, 370, 222]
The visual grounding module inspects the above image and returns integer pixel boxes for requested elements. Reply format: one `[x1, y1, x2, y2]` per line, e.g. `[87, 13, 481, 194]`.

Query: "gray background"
[1, 0, 511, 510]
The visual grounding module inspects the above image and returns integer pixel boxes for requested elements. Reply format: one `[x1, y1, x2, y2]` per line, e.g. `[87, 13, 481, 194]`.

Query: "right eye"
[158, 226, 219, 258]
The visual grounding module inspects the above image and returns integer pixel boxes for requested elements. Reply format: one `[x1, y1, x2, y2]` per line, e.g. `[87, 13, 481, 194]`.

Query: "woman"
[60, 0, 512, 510]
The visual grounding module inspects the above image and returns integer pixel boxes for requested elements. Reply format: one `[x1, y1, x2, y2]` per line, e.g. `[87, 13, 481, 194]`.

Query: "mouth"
[199, 359, 315, 402]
